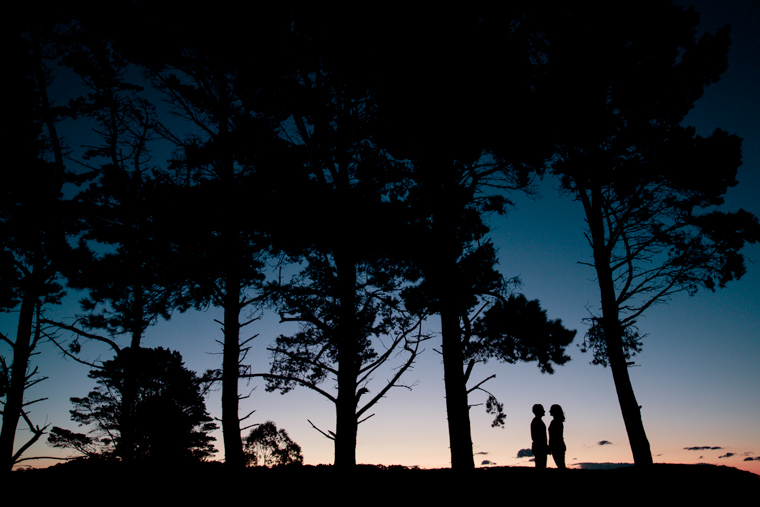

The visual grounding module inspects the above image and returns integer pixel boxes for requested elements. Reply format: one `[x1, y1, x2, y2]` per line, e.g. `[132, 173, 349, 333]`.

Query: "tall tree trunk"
[433, 194, 475, 470]
[221, 271, 245, 468]
[119, 287, 145, 463]
[217, 95, 246, 468]
[334, 250, 359, 468]
[440, 303, 475, 469]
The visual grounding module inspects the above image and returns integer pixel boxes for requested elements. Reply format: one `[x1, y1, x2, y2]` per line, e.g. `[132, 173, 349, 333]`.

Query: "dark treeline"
[3, 1, 758, 473]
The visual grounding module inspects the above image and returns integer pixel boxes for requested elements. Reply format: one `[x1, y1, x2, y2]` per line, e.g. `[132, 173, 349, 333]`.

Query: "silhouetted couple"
[531, 403, 566, 469]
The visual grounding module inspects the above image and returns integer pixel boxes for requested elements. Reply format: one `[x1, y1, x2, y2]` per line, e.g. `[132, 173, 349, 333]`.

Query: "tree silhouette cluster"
[49, 347, 217, 463]
[2, 2, 758, 472]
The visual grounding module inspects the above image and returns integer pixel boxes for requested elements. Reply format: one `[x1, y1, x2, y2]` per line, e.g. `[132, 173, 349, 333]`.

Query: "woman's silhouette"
[549, 404, 566, 469]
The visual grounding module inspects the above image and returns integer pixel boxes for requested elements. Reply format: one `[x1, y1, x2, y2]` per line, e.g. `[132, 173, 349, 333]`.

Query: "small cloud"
[743, 456, 760, 462]
[517, 448, 533, 458]
[684, 446, 723, 451]
[719, 453, 735, 459]
[598, 440, 613, 446]
[475, 451, 488, 456]
[481, 460, 496, 466]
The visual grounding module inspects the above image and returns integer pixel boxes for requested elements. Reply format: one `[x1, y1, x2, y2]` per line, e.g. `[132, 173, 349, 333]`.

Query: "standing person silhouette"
[549, 404, 566, 469]
[531, 404, 548, 469]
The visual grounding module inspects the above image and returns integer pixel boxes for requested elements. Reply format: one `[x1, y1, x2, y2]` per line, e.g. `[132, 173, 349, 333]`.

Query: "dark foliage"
[47, 427, 102, 458]
[68, 347, 217, 463]
[470, 294, 576, 374]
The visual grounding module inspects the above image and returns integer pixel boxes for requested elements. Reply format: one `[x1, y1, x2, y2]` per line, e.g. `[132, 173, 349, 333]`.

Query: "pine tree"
[548, 2, 760, 465]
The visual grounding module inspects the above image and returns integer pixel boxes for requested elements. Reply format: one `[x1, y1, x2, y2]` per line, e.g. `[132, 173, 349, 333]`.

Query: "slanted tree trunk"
[605, 324, 653, 466]
[597, 269, 653, 466]
[0, 28, 65, 473]
[0, 280, 39, 472]
[587, 184, 653, 467]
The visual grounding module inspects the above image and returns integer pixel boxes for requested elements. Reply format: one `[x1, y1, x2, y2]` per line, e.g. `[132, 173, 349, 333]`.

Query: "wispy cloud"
[598, 440, 613, 446]
[743, 456, 760, 462]
[719, 452, 735, 459]
[684, 446, 723, 451]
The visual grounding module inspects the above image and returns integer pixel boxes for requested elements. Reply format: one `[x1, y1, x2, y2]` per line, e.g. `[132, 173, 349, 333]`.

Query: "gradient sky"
[4, 1, 759, 474]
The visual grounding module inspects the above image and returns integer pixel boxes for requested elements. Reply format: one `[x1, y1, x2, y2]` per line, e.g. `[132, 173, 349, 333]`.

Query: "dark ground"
[11, 461, 758, 503]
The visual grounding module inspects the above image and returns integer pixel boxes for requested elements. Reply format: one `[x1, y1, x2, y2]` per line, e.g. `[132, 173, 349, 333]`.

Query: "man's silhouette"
[531, 404, 548, 469]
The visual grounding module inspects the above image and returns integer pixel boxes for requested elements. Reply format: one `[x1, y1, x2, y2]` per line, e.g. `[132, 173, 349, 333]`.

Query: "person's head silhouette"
[550, 404, 564, 421]
[532, 404, 545, 417]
